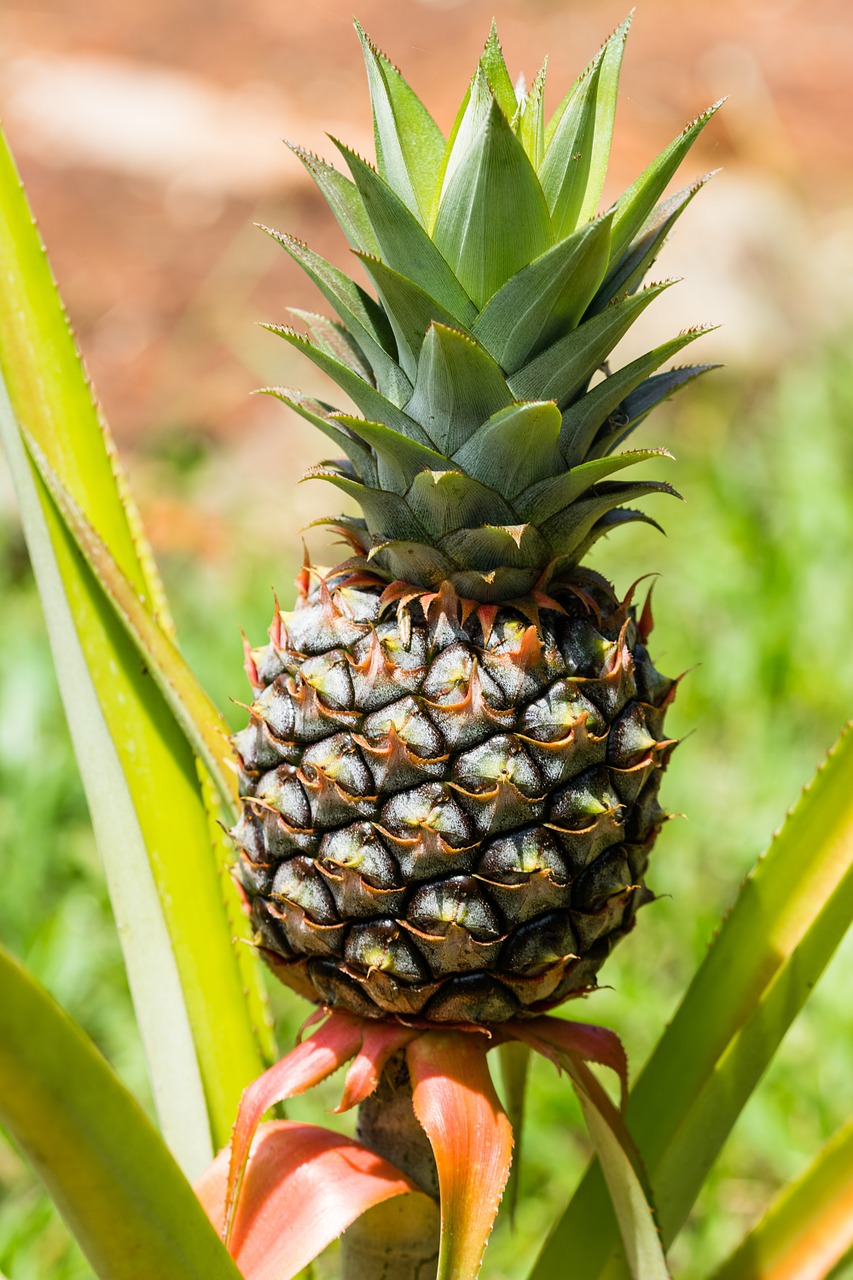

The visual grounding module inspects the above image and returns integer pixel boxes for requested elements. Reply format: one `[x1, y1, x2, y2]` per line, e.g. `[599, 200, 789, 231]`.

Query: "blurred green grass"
[2, 335, 853, 1278]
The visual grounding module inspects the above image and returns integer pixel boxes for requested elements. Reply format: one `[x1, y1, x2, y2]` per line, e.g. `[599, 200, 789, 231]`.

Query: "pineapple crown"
[262, 16, 721, 603]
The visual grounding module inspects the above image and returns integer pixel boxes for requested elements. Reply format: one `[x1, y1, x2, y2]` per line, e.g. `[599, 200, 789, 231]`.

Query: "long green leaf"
[539, 54, 603, 239]
[609, 100, 724, 261]
[531, 720, 853, 1280]
[433, 96, 553, 308]
[0, 128, 271, 1168]
[472, 213, 613, 374]
[568, 1061, 670, 1280]
[355, 20, 445, 227]
[24, 433, 239, 815]
[335, 140, 476, 324]
[0, 944, 242, 1280]
[710, 1117, 853, 1280]
[509, 283, 672, 409]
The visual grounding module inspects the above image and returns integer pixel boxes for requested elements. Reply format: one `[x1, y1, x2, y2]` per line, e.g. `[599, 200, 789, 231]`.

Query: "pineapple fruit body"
[235, 575, 674, 1023]
[233, 20, 717, 1024]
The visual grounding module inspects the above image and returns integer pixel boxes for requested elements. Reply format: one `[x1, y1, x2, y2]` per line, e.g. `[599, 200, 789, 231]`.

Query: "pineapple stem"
[340, 1052, 440, 1279]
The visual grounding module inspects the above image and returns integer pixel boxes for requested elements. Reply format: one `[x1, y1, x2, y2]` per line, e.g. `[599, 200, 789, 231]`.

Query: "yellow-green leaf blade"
[710, 1117, 853, 1280]
[25, 430, 239, 816]
[0, 943, 243, 1280]
[0, 125, 271, 1163]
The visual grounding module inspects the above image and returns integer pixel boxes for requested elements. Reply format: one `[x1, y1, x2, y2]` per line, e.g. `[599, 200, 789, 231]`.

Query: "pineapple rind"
[234, 576, 674, 1023]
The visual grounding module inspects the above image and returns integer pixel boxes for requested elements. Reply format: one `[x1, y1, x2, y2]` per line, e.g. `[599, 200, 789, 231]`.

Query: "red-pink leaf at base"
[506, 1015, 629, 1109]
[198, 1121, 417, 1280]
[407, 1032, 513, 1280]
[225, 1012, 363, 1241]
[335, 1021, 418, 1113]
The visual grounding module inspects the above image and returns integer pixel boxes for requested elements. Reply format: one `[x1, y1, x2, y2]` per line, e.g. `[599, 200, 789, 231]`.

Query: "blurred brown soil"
[0, 0, 850, 559]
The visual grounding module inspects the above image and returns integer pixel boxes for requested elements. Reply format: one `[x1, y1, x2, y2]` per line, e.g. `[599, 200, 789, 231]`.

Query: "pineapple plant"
[232, 18, 720, 1026]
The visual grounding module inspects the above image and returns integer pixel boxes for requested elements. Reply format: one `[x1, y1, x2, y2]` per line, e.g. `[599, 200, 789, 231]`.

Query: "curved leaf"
[24, 434, 239, 815]
[408, 1032, 513, 1280]
[609, 100, 725, 261]
[557, 327, 715, 465]
[404, 323, 514, 455]
[531, 720, 853, 1280]
[225, 1012, 366, 1238]
[0, 127, 270, 1167]
[201, 1121, 419, 1280]
[0, 944, 242, 1280]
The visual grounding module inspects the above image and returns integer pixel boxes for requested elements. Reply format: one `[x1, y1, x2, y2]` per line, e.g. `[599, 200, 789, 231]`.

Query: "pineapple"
[232, 19, 718, 1025]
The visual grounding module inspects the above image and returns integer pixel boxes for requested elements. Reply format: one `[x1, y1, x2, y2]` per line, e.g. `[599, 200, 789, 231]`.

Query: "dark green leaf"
[285, 141, 380, 255]
[497, 1041, 532, 1223]
[609, 99, 725, 261]
[591, 173, 714, 313]
[433, 97, 553, 308]
[335, 141, 476, 323]
[558, 328, 715, 464]
[407, 468, 516, 538]
[472, 213, 613, 373]
[355, 20, 445, 227]
[266, 325, 432, 444]
[355, 251, 466, 383]
[334, 413, 448, 494]
[516, 449, 673, 521]
[509, 282, 672, 409]
[404, 323, 514, 454]
[595, 361, 719, 456]
[452, 401, 562, 496]
[258, 386, 377, 483]
[541, 479, 680, 558]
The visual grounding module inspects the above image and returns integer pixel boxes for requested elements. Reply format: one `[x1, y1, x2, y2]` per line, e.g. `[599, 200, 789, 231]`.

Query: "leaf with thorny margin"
[24, 432, 239, 815]
[0, 125, 271, 1169]
[0, 944, 242, 1280]
[709, 1116, 853, 1280]
[407, 1031, 514, 1280]
[199, 1121, 422, 1280]
[530, 719, 853, 1280]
